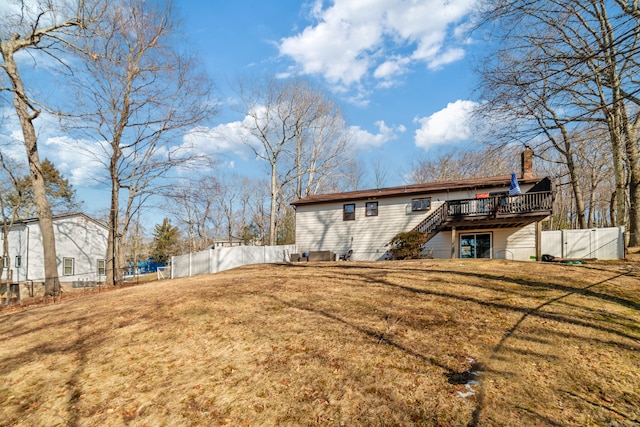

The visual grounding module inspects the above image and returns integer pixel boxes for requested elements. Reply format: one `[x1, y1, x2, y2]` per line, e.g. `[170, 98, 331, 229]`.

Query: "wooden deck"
[413, 191, 554, 238]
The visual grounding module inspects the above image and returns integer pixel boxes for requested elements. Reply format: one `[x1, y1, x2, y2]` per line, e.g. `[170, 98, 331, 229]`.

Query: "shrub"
[387, 231, 428, 260]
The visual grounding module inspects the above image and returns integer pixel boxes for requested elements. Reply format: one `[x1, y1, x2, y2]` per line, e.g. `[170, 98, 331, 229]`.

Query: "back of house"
[292, 149, 553, 261]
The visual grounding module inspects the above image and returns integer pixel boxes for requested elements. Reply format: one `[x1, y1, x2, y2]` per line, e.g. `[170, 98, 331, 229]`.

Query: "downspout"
[25, 224, 29, 282]
[16, 227, 20, 283]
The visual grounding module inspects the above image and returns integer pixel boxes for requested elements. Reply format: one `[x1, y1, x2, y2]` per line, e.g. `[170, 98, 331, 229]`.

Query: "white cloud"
[279, 0, 475, 92]
[0, 107, 108, 188]
[426, 47, 466, 70]
[414, 99, 480, 150]
[374, 56, 411, 81]
[182, 123, 253, 159]
[42, 136, 109, 187]
[347, 120, 405, 150]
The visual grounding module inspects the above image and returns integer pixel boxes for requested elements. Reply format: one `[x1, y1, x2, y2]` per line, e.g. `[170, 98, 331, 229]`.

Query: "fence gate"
[541, 227, 624, 260]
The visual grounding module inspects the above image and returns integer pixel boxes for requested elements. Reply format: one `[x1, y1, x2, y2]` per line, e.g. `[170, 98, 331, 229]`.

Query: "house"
[291, 149, 553, 261]
[0, 213, 108, 300]
[211, 235, 245, 248]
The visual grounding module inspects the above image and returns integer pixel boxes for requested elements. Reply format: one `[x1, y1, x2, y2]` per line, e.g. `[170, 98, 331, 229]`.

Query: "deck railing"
[410, 191, 553, 240]
[448, 191, 553, 217]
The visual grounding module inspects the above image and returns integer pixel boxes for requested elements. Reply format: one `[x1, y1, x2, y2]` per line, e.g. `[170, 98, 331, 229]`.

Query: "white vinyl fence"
[541, 226, 625, 260]
[168, 227, 624, 279]
[171, 245, 297, 279]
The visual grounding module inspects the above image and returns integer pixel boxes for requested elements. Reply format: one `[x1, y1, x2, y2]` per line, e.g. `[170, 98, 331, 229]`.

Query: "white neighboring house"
[292, 150, 554, 262]
[1, 213, 108, 299]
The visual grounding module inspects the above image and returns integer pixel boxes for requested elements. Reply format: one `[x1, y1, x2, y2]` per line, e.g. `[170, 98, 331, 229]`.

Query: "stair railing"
[413, 202, 448, 234]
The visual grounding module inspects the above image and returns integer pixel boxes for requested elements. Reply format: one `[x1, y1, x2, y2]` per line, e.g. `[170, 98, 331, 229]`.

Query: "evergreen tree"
[152, 218, 180, 264]
[1, 157, 79, 220]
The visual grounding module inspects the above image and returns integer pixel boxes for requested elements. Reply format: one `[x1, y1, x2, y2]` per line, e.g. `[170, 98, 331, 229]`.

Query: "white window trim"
[63, 257, 75, 276]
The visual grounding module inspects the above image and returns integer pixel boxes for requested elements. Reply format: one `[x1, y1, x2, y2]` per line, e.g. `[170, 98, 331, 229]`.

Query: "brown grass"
[0, 259, 639, 426]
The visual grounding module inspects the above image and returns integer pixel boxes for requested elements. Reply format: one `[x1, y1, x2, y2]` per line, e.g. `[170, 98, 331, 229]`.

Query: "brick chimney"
[521, 148, 533, 179]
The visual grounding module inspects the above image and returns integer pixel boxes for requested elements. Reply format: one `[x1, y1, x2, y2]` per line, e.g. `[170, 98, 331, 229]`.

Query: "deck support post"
[535, 221, 542, 261]
[451, 226, 457, 259]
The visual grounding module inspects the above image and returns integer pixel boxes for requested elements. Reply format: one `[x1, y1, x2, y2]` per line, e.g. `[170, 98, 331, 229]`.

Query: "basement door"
[460, 233, 492, 259]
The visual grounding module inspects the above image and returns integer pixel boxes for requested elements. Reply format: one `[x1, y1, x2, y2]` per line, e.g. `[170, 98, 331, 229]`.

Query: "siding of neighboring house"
[295, 183, 537, 261]
[1, 214, 108, 294]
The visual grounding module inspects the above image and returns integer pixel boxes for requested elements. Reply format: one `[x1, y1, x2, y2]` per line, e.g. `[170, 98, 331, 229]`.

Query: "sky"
[177, 0, 482, 180]
[1, 0, 486, 224]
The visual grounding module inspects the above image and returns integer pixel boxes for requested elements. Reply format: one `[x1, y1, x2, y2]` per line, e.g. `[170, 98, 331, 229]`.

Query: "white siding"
[1, 224, 29, 282]
[296, 198, 431, 261]
[423, 225, 536, 261]
[495, 226, 537, 260]
[1, 215, 108, 285]
[54, 215, 108, 283]
[295, 184, 537, 261]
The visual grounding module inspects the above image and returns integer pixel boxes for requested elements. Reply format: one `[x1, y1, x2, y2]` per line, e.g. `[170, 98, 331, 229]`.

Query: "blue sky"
[1, 0, 484, 222]
[178, 0, 481, 181]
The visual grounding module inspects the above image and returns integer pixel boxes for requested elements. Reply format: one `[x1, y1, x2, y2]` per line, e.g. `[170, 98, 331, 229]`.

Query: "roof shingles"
[291, 174, 542, 206]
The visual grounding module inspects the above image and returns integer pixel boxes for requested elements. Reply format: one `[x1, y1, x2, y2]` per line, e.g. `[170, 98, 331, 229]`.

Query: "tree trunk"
[567, 158, 588, 229]
[605, 89, 628, 228]
[269, 161, 278, 246]
[295, 135, 303, 200]
[622, 110, 640, 246]
[106, 155, 121, 287]
[2, 50, 59, 295]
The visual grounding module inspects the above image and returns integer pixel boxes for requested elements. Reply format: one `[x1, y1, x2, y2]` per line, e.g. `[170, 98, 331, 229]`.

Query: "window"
[460, 233, 492, 259]
[411, 197, 431, 212]
[63, 258, 75, 276]
[2, 256, 8, 268]
[97, 259, 106, 276]
[365, 201, 378, 216]
[343, 203, 355, 221]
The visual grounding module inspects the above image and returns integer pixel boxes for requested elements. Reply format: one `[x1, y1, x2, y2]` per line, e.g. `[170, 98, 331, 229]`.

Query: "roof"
[291, 174, 543, 207]
[1, 212, 108, 230]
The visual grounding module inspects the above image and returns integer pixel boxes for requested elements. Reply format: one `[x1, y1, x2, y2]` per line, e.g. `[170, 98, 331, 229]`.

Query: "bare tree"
[67, 0, 215, 285]
[371, 156, 390, 189]
[125, 213, 149, 275]
[165, 178, 222, 251]
[339, 158, 367, 192]
[0, 0, 101, 295]
[238, 78, 348, 245]
[406, 146, 517, 184]
[0, 0, 106, 295]
[213, 173, 256, 244]
[0, 151, 27, 283]
[536, 134, 613, 230]
[246, 178, 270, 245]
[574, 129, 613, 227]
[290, 81, 349, 199]
[476, 0, 640, 240]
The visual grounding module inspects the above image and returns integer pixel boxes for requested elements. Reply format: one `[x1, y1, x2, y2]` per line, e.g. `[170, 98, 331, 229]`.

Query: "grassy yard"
[0, 259, 638, 426]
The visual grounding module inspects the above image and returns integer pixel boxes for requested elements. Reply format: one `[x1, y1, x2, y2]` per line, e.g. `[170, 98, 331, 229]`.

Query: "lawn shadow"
[464, 269, 638, 427]
[281, 261, 640, 426]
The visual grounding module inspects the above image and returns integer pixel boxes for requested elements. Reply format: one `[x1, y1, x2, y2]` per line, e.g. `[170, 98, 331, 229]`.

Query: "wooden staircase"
[411, 202, 449, 244]
[402, 191, 553, 246]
